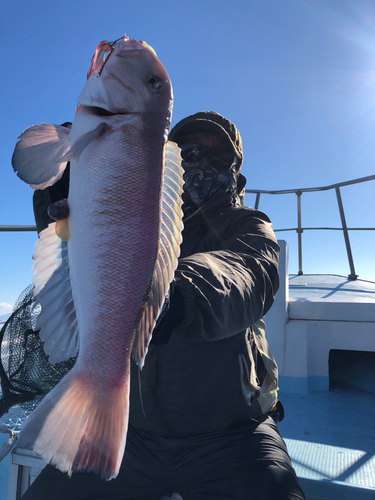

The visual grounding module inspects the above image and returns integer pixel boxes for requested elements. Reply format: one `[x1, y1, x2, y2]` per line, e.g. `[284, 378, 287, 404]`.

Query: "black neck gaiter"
[182, 157, 240, 218]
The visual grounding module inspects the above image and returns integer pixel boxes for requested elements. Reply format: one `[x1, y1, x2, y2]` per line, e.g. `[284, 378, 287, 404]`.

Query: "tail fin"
[17, 368, 129, 480]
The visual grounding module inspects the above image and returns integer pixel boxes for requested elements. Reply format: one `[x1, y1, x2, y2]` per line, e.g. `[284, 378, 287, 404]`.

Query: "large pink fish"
[11, 36, 184, 480]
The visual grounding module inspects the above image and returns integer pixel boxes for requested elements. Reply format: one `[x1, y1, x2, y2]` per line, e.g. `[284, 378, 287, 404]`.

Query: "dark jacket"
[129, 177, 280, 437]
[33, 171, 280, 438]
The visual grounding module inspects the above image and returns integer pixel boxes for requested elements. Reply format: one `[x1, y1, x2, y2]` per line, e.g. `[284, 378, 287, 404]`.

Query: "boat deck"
[288, 274, 375, 321]
[1, 273, 375, 499]
[280, 273, 375, 499]
[279, 388, 375, 500]
[2, 390, 374, 500]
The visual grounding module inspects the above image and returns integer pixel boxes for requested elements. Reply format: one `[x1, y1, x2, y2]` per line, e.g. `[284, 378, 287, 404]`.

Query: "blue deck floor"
[279, 388, 375, 499]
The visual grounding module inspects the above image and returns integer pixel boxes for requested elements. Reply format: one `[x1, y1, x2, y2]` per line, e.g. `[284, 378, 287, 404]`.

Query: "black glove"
[150, 281, 184, 345]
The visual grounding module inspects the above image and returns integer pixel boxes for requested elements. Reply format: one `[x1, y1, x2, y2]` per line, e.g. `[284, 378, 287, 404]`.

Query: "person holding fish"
[13, 36, 304, 500]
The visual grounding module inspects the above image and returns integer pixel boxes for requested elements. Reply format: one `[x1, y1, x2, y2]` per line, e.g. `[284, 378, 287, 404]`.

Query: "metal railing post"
[296, 191, 303, 275]
[335, 186, 357, 280]
[254, 193, 261, 210]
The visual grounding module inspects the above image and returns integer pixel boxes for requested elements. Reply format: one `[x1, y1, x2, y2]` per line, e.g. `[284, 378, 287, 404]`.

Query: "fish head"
[77, 37, 173, 123]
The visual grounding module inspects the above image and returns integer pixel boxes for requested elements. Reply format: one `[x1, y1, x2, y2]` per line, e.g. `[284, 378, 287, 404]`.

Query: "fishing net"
[0, 284, 76, 419]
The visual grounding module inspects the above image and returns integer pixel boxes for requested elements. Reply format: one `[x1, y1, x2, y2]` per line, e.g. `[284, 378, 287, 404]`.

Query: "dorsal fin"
[132, 141, 184, 367]
[32, 223, 79, 364]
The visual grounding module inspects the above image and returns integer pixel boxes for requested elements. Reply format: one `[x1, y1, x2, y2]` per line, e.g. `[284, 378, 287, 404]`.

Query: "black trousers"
[22, 416, 305, 500]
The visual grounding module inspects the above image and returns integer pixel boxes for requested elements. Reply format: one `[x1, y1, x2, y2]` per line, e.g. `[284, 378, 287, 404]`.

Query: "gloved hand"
[150, 280, 184, 345]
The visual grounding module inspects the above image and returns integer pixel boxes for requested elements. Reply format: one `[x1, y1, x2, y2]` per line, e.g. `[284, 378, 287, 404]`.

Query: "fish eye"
[147, 75, 163, 90]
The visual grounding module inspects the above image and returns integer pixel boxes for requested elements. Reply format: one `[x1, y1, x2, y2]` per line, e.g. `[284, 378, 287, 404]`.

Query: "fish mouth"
[83, 105, 125, 117]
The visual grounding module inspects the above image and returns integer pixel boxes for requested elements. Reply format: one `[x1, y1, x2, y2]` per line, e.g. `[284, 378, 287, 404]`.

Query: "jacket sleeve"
[173, 209, 280, 342]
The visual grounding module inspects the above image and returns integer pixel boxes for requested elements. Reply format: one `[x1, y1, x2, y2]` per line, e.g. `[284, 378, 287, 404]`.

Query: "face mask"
[180, 143, 240, 218]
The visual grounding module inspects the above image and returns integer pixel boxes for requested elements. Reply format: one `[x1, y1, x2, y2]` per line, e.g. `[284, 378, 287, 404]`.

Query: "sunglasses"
[87, 36, 129, 80]
[179, 143, 236, 170]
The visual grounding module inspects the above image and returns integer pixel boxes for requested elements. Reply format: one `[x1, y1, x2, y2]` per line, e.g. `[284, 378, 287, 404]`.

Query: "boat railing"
[245, 174, 375, 280]
[1, 174, 374, 280]
[0, 226, 36, 232]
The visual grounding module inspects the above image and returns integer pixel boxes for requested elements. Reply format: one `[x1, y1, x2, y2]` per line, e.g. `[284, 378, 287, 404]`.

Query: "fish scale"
[11, 36, 184, 480]
[68, 130, 162, 366]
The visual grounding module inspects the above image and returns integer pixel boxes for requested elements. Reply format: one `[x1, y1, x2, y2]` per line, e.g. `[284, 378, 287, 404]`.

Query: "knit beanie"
[169, 111, 243, 170]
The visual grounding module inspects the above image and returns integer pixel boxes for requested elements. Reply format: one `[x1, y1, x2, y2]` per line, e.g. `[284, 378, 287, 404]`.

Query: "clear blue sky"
[1, 0, 374, 316]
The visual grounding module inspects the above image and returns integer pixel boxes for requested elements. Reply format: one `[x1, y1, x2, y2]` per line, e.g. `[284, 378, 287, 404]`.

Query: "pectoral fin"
[12, 122, 109, 190]
[60, 122, 109, 163]
[12, 124, 71, 190]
